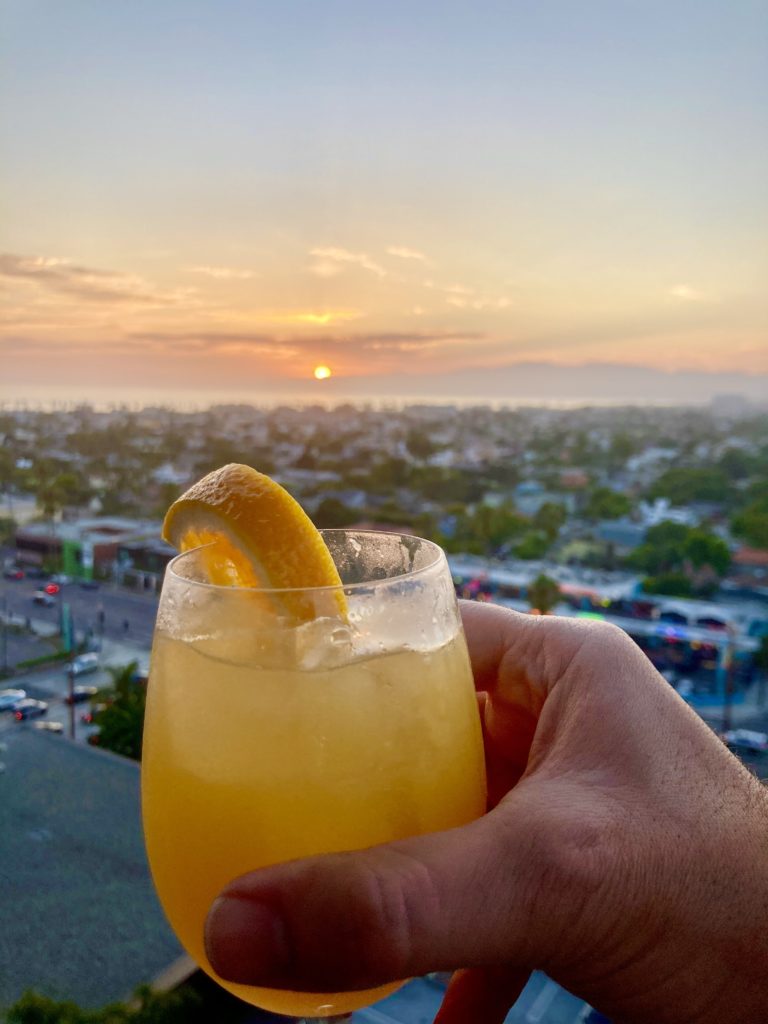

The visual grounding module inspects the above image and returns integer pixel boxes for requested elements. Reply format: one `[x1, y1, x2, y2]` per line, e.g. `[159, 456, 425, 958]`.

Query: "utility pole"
[721, 628, 736, 736]
[1, 594, 8, 678]
[67, 662, 75, 740]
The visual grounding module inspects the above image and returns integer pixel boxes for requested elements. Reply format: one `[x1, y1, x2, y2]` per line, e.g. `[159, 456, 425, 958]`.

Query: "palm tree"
[528, 573, 561, 615]
[92, 661, 145, 761]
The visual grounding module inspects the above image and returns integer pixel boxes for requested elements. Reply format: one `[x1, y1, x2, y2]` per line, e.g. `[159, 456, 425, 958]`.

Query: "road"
[1, 574, 159, 649]
[0, 628, 153, 742]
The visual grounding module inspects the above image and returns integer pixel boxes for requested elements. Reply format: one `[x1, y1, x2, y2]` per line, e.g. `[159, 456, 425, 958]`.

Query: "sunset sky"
[2, 1, 767, 401]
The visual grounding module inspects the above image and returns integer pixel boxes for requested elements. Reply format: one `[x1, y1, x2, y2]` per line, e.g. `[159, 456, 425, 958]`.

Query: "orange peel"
[162, 463, 346, 621]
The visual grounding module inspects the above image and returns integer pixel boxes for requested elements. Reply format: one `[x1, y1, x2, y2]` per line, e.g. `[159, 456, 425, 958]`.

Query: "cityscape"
[1, 396, 767, 1023]
[3, 0, 767, 1021]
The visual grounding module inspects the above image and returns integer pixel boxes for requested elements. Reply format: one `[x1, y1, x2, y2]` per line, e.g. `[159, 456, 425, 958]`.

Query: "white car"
[0, 688, 26, 711]
[71, 653, 99, 676]
[723, 729, 768, 754]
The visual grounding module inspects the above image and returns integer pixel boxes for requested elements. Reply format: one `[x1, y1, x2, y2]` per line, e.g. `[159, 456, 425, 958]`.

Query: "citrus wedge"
[162, 463, 346, 621]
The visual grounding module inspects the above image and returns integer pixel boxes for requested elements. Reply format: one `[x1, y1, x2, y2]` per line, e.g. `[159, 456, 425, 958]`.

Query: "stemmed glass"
[142, 530, 486, 1021]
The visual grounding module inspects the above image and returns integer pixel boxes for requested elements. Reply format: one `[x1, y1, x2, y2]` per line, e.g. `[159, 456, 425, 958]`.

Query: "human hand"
[204, 602, 768, 1023]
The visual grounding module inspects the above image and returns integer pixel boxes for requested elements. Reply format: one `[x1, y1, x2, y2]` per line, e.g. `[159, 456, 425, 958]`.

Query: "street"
[0, 572, 159, 649]
[0, 631, 151, 742]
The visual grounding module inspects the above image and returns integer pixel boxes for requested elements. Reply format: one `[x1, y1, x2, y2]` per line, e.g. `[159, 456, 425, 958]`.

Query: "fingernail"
[205, 896, 289, 984]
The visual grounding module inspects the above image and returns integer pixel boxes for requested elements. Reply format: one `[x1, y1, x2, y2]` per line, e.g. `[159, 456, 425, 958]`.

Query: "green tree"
[607, 432, 638, 468]
[647, 467, 731, 506]
[584, 487, 632, 521]
[313, 497, 359, 529]
[6, 984, 204, 1024]
[627, 522, 691, 575]
[514, 531, 550, 560]
[732, 497, 768, 549]
[92, 661, 145, 761]
[0, 514, 16, 545]
[528, 573, 561, 614]
[455, 503, 528, 555]
[641, 572, 693, 597]
[536, 502, 567, 540]
[718, 447, 753, 481]
[755, 635, 768, 707]
[152, 482, 184, 519]
[683, 529, 731, 576]
[404, 428, 437, 462]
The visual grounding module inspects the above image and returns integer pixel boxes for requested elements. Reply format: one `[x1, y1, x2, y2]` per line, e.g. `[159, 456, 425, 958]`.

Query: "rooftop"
[0, 728, 186, 1009]
[16, 517, 162, 547]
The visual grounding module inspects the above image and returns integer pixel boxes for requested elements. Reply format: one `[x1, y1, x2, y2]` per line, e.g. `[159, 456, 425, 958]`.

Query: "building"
[116, 537, 176, 592]
[728, 547, 768, 594]
[14, 517, 162, 579]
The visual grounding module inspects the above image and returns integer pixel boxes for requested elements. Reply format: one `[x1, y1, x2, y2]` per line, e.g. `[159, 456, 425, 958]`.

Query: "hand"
[204, 602, 768, 1024]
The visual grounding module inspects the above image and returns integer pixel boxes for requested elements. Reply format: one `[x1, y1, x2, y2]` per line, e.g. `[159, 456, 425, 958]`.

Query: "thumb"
[204, 798, 548, 994]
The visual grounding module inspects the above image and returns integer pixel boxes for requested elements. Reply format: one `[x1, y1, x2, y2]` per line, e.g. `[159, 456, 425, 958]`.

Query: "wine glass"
[142, 530, 486, 1021]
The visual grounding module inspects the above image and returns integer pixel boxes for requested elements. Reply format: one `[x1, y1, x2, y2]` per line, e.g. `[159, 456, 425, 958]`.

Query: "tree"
[514, 531, 550, 560]
[92, 661, 145, 761]
[0, 514, 16, 545]
[627, 522, 692, 576]
[732, 497, 768, 549]
[584, 487, 632, 521]
[404, 428, 437, 462]
[641, 573, 693, 597]
[454, 503, 528, 555]
[313, 497, 359, 529]
[536, 501, 567, 541]
[683, 529, 730, 576]
[755, 635, 768, 707]
[628, 522, 730, 590]
[647, 467, 732, 506]
[528, 573, 561, 614]
[718, 447, 753, 481]
[6, 984, 204, 1024]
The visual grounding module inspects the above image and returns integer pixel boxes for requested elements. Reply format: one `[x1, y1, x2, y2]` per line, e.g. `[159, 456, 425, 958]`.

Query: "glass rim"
[165, 528, 446, 595]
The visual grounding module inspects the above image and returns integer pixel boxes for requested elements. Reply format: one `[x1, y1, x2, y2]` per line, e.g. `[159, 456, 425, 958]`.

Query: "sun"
[313, 365, 332, 380]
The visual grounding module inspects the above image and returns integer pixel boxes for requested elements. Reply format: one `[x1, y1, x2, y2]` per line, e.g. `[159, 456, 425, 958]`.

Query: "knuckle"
[297, 852, 420, 989]
[527, 803, 611, 904]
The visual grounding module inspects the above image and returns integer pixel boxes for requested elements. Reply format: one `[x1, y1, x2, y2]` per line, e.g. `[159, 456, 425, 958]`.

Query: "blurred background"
[1, 2, 766, 1022]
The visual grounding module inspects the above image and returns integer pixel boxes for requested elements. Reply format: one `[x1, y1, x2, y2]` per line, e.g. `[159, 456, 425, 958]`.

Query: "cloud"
[422, 280, 475, 296]
[447, 296, 511, 311]
[266, 310, 364, 326]
[0, 252, 185, 306]
[386, 246, 428, 263]
[667, 284, 710, 302]
[186, 265, 257, 280]
[125, 327, 484, 357]
[308, 247, 386, 278]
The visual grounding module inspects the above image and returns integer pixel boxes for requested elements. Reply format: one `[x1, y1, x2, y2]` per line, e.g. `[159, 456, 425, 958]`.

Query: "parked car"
[65, 684, 98, 705]
[33, 720, 64, 734]
[70, 652, 99, 676]
[723, 729, 768, 754]
[79, 579, 100, 590]
[32, 590, 56, 607]
[3, 566, 24, 580]
[24, 566, 48, 579]
[49, 574, 72, 585]
[14, 698, 49, 720]
[0, 688, 26, 711]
